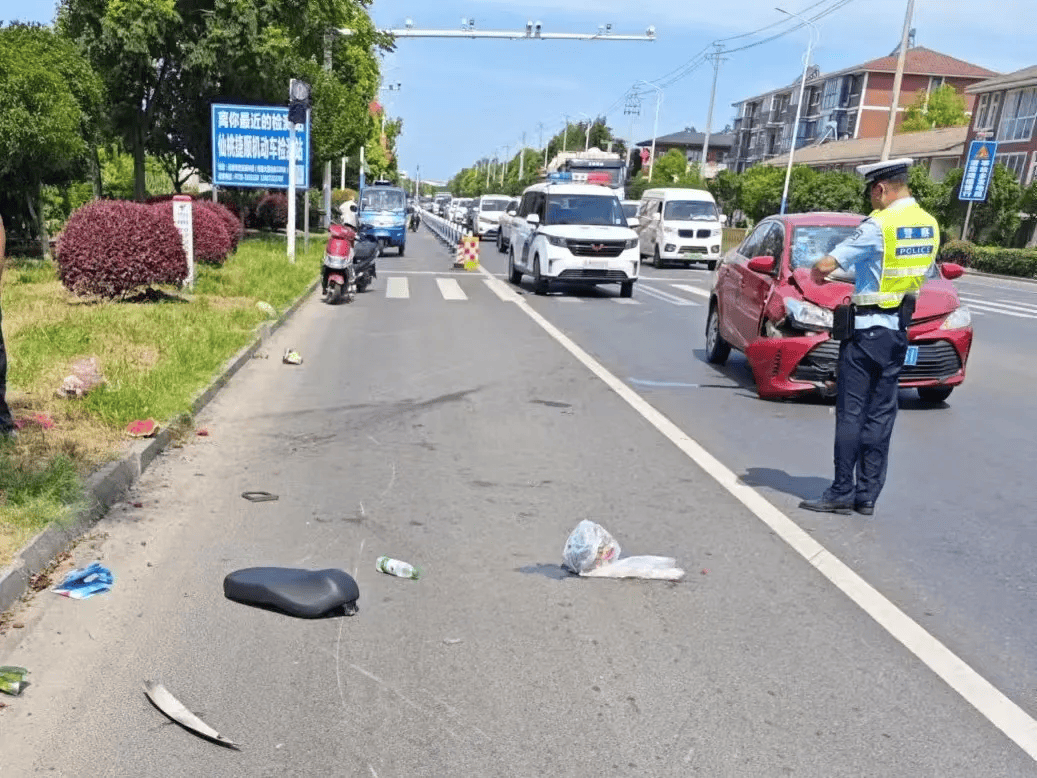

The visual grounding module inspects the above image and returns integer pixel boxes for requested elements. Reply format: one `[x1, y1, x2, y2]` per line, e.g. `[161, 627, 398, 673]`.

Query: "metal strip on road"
[436, 278, 468, 301]
[638, 285, 700, 306]
[669, 283, 711, 299]
[476, 264, 1037, 762]
[386, 277, 410, 299]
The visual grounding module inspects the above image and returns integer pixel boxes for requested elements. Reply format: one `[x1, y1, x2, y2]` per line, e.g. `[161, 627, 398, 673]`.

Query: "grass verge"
[0, 234, 324, 565]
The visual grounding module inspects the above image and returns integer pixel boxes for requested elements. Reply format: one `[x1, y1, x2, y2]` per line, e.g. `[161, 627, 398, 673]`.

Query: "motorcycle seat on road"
[223, 567, 359, 618]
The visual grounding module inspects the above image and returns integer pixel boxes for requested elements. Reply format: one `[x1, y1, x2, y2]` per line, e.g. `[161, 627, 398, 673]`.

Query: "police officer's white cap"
[856, 158, 914, 185]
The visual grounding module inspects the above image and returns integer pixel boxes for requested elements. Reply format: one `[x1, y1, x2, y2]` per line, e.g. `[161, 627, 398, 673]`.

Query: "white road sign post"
[172, 195, 194, 288]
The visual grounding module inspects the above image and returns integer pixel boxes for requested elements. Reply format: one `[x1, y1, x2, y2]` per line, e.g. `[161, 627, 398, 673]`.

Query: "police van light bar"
[547, 171, 573, 182]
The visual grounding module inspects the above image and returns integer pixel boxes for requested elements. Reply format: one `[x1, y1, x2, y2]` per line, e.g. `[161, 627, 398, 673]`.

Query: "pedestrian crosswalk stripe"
[997, 298, 1037, 311]
[613, 298, 641, 305]
[669, 283, 711, 299]
[639, 285, 699, 306]
[386, 277, 410, 299]
[959, 296, 1037, 319]
[483, 279, 522, 302]
[436, 278, 467, 301]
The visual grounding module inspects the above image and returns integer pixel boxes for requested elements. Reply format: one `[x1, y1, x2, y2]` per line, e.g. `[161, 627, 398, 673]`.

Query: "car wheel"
[654, 246, 665, 269]
[497, 231, 505, 254]
[705, 304, 731, 365]
[619, 281, 634, 298]
[533, 256, 549, 295]
[398, 243, 405, 257]
[706, 259, 718, 271]
[917, 386, 953, 403]
[508, 250, 523, 285]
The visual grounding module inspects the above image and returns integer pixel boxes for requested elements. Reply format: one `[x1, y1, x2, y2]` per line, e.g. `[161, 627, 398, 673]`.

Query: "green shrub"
[968, 246, 1037, 279]
[937, 239, 978, 266]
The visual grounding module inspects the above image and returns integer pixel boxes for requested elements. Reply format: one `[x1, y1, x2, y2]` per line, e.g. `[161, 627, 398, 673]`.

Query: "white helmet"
[338, 200, 359, 229]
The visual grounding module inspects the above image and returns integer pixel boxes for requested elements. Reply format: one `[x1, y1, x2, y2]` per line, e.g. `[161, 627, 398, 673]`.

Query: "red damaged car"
[705, 212, 973, 402]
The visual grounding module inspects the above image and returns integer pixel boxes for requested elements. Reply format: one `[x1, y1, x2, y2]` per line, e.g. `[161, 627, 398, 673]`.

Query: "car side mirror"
[747, 255, 777, 274]
[652, 213, 661, 221]
[627, 217, 639, 228]
[940, 261, 964, 280]
[507, 209, 516, 216]
[526, 213, 540, 225]
[720, 214, 728, 224]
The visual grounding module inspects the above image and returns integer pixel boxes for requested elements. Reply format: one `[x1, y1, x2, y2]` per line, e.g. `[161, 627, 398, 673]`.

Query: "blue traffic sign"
[958, 140, 997, 202]
[210, 103, 309, 189]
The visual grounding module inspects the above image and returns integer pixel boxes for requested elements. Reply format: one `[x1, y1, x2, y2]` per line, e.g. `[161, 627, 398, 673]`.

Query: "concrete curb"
[964, 268, 1037, 286]
[0, 278, 321, 616]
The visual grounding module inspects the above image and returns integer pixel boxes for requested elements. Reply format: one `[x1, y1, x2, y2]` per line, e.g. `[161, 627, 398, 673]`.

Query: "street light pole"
[880, 0, 915, 161]
[637, 81, 663, 182]
[777, 7, 818, 215]
[700, 44, 725, 177]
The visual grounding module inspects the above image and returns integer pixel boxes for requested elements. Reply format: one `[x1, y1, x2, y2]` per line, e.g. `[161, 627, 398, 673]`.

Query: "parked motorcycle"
[322, 202, 379, 305]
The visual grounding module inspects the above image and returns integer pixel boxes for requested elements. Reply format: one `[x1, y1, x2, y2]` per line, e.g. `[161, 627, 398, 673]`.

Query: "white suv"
[507, 180, 640, 297]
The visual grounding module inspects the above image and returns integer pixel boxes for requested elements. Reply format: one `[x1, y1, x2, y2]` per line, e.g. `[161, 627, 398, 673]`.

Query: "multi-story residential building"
[731, 46, 998, 172]
[635, 127, 735, 178]
[963, 65, 1037, 186]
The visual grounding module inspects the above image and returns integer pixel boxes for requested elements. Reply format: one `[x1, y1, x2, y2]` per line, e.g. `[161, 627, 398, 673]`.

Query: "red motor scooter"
[322, 222, 358, 304]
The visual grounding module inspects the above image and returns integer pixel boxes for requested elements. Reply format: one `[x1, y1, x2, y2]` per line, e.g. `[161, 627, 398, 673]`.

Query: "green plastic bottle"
[376, 556, 420, 580]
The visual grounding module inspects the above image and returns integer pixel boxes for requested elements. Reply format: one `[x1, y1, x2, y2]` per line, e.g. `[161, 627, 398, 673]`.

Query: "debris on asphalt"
[143, 681, 240, 749]
[376, 556, 420, 580]
[52, 562, 115, 599]
[196, 428, 210, 437]
[0, 666, 28, 696]
[241, 491, 279, 503]
[562, 520, 686, 581]
[224, 567, 360, 618]
[443, 638, 463, 645]
[126, 419, 159, 438]
[282, 348, 303, 365]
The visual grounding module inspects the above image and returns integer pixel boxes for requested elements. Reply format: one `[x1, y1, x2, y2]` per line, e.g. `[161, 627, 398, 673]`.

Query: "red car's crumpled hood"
[789, 268, 959, 319]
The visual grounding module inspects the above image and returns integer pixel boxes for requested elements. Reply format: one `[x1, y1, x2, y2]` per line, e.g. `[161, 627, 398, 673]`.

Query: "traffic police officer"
[800, 158, 939, 516]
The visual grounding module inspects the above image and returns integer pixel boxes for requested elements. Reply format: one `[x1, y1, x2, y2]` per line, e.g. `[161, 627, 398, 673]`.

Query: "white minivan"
[637, 187, 726, 270]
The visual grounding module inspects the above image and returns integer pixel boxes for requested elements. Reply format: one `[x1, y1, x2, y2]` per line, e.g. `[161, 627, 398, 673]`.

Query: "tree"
[0, 23, 103, 254]
[899, 84, 969, 133]
[789, 168, 863, 214]
[738, 165, 787, 223]
[708, 169, 741, 223]
[968, 163, 1022, 245]
[59, 0, 389, 200]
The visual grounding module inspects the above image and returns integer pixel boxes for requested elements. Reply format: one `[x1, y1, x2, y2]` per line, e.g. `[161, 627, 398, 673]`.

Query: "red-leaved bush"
[256, 193, 288, 230]
[203, 201, 243, 253]
[57, 200, 188, 298]
[150, 201, 232, 265]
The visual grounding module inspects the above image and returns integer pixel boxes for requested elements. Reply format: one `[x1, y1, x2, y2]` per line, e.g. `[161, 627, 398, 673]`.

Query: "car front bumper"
[660, 240, 722, 260]
[543, 248, 639, 283]
[743, 325, 972, 400]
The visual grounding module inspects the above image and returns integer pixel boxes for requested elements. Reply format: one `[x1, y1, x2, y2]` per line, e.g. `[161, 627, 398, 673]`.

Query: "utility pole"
[880, 0, 915, 161]
[519, 132, 526, 180]
[562, 115, 570, 153]
[501, 145, 510, 187]
[322, 32, 333, 229]
[700, 44, 725, 177]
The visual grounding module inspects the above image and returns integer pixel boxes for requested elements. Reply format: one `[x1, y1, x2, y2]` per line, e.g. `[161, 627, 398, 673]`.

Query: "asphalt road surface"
[1, 227, 1036, 777]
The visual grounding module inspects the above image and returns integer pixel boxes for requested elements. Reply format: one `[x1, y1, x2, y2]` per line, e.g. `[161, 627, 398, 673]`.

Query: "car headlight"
[940, 306, 972, 330]
[784, 298, 833, 331]
[710, 228, 723, 237]
[663, 226, 679, 235]
[624, 237, 639, 250]
[545, 234, 567, 247]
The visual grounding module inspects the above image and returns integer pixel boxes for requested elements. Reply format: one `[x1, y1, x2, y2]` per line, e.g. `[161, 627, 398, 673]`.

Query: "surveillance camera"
[460, 17, 468, 28]
[646, 25, 656, 37]
[606, 23, 612, 32]
[405, 18, 413, 29]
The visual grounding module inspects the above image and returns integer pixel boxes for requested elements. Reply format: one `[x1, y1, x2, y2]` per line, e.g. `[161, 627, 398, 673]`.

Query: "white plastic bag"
[562, 521, 685, 581]
[562, 520, 620, 574]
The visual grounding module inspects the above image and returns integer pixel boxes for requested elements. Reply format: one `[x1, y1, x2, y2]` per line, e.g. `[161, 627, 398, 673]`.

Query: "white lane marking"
[436, 278, 468, 301]
[386, 277, 410, 299]
[997, 298, 1037, 311]
[550, 296, 583, 303]
[959, 298, 1037, 319]
[639, 285, 699, 306]
[670, 283, 711, 299]
[483, 279, 522, 302]
[612, 298, 642, 305]
[476, 263, 1037, 762]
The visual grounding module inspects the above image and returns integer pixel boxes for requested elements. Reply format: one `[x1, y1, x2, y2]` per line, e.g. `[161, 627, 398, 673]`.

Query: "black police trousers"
[829, 325, 908, 504]
[0, 304, 13, 433]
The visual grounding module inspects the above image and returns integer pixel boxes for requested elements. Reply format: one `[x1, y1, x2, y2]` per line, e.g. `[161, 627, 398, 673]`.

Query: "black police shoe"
[854, 501, 875, 516]
[799, 496, 853, 515]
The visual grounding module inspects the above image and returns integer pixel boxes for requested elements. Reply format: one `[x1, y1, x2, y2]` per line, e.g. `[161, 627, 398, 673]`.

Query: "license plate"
[587, 260, 607, 270]
[904, 346, 919, 366]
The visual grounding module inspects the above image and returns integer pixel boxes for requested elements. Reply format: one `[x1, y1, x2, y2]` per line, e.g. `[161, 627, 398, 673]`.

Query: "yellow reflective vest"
[852, 201, 939, 309]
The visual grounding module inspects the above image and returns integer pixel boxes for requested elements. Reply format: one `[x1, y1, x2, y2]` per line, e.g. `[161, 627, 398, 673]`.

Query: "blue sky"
[12, 0, 1033, 184]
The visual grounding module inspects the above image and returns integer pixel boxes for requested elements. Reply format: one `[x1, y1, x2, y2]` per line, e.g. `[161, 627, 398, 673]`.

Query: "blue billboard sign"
[959, 140, 998, 202]
[211, 103, 309, 189]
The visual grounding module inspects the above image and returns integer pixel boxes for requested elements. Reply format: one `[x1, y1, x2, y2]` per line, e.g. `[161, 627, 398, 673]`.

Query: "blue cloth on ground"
[53, 562, 115, 599]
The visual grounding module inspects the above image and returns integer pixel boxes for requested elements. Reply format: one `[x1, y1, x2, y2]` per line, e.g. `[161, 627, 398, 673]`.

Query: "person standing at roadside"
[799, 158, 938, 516]
[0, 214, 15, 438]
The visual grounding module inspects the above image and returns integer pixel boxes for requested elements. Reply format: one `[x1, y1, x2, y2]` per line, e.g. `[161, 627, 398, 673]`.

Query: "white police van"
[507, 173, 640, 297]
